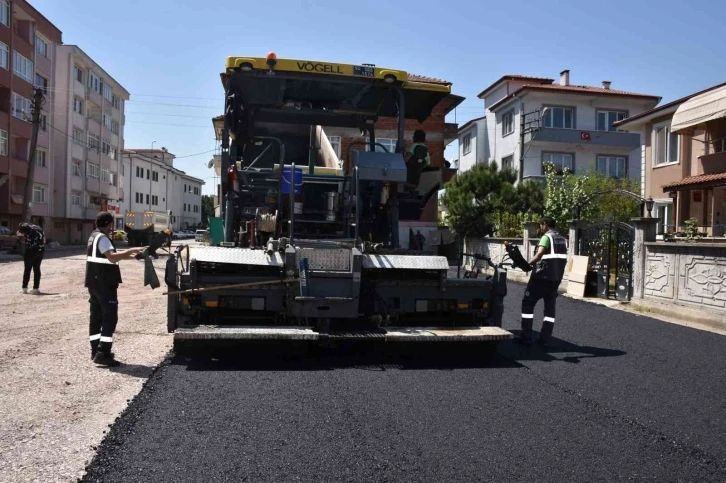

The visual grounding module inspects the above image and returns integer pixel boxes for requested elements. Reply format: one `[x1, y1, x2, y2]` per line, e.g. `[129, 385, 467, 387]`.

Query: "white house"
[118, 148, 204, 231]
[457, 116, 487, 172]
[458, 71, 661, 183]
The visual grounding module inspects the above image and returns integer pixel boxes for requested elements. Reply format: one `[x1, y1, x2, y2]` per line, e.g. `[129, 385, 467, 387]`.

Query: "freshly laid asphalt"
[82, 283, 726, 483]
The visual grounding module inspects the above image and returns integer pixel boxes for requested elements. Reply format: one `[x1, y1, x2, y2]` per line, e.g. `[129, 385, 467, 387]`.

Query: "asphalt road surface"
[82, 283, 726, 483]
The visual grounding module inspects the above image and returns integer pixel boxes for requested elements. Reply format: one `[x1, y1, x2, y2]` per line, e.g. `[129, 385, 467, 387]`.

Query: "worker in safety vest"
[85, 212, 145, 366]
[404, 129, 431, 167]
[517, 216, 568, 346]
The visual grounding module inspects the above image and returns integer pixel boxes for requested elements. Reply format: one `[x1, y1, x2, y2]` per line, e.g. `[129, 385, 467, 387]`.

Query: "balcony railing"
[526, 127, 640, 149]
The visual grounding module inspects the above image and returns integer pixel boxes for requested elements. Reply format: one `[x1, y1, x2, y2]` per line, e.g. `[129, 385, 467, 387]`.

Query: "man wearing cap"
[86, 211, 145, 366]
[517, 216, 568, 346]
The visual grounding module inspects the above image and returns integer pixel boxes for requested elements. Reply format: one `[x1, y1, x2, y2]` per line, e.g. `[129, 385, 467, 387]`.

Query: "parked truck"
[165, 53, 513, 354]
[125, 210, 172, 247]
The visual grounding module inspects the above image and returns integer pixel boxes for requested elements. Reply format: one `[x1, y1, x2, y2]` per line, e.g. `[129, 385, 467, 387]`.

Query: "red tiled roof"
[663, 173, 726, 191]
[488, 83, 661, 111]
[615, 81, 726, 128]
[408, 74, 451, 85]
[477, 75, 555, 98]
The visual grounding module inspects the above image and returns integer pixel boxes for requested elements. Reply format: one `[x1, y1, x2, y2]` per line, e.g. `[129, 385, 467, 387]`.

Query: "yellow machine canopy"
[221, 54, 451, 128]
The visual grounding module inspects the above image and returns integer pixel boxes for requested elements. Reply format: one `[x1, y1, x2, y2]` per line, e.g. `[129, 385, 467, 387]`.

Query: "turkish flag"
[581, 132, 591, 141]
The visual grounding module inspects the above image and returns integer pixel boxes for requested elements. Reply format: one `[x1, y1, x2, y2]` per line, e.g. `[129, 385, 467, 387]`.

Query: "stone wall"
[644, 242, 726, 312]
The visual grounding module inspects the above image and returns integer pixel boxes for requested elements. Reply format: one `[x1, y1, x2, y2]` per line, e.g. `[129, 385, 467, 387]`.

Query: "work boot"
[30, 288, 40, 295]
[93, 351, 121, 367]
[21, 287, 28, 294]
[515, 319, 534, 345]
[538, 321, 555, 347]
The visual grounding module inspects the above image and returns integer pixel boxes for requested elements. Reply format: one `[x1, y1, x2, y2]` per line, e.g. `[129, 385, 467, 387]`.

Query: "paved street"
[81, 283, 726, 483]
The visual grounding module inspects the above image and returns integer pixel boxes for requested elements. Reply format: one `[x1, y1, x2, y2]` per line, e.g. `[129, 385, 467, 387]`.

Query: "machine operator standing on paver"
[518, 216, 568, 346]
[85, 212, 145, 367]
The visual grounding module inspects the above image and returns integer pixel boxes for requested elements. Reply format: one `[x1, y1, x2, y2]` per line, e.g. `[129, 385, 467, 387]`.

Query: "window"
[73, 65, 84, 84]
[0, 41, 7, 70]
[542, 152, 574, 174]
[112, 95, 120, 109]
[502, 155, 514, 171]
[102, 113, 112, 130]
[32, 185, 46, 203]
[597, 155, 627, 179]
[654, 202, 674, 236]
[71, 192, 81, 207]
[87, 133, 100, 151]
[73, 97, 84, 115]
[462, 134, 472, 155]
[135, 192, 143, 203]
[184, 203, 187, 212]
[597, 110, 627, 132]
[653, 123, 679, 166]
[72, 159, 82, 177]
[103, 84, 112, 102]
[151, 195, 158, 206]
[0, 0, 8, 27]
[12, 93, 31, 120]
[146, 169, 150, 180]
[145, 194, 149, 205]
[101, 167, 110, 184]
[35, 34, 48, 58]
[39, 112, 47, 132]
[35, 73, 48, 93]
[109, 145, 118, 160]
[72, 129, 85, 146]
[35, 149, 47, 168]
[193, 187, 199, 195]
[152, 171, 159, 182]
[365, 138, 398, 153]
[136, 166, 144, 178]
[542, 106, 575, 129]
[502, 111, 514, 136]
[102, 139, 111, 156]
[184, 184, 187, 193]
[111, 120, 119, 134]
[327, 135, 341, 158]
[88, 71, 101, 93]
[0, 129, 7, 156]
[86, 162, 100, 179]
[12, 51, 33, 83]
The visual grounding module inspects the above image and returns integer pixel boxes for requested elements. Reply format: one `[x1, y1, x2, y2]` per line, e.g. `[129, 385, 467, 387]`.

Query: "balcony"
[698, 151, 726, 175]
[525, 127, 640, 149]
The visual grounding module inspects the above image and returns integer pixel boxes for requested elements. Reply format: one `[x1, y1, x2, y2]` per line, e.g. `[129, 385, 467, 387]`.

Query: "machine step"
[383, 326, 512, 342]
[174, 326, 319, 340]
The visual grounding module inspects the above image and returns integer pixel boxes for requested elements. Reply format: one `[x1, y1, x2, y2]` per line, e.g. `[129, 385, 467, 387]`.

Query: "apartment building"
[50, 45, 129, 243]
[459, 71, 661, 183]
[119, 148, 204, 231]
[0, 0, 61, 230]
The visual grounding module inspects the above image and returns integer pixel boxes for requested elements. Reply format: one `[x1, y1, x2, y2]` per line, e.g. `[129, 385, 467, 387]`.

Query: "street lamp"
[645, 196, 654, 218]
[151, 140, 156, 151]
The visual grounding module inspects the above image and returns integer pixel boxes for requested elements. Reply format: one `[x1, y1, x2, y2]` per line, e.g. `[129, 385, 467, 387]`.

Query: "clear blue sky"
[32, 0, 725, 194]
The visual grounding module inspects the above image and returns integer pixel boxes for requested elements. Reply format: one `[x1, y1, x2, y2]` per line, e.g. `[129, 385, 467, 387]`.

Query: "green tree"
[201, 194, 215, 226]
[544, 162, 641, 225]
[441, 162, 527, 238]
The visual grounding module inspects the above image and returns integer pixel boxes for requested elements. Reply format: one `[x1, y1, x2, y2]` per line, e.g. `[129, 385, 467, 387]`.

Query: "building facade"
[0, 0, 61, 231]
[616, 82, 726, 237]
[463, 71, 660, 183]
[456, 115, 486, 172]
[119, 148, 204, 231]
[51, 45, 129, 243]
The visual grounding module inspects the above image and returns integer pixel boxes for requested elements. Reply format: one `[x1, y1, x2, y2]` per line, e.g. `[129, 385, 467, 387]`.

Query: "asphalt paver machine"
[165, 53, 514, 353]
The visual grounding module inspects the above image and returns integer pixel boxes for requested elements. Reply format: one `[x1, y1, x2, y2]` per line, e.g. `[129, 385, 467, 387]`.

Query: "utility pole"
[21, 88, 46, 223]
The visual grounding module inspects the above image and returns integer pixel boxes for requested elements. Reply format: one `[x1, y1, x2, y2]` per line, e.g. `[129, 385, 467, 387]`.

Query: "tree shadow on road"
[170, 342, 524, 372]
[499, 334, 626, 364]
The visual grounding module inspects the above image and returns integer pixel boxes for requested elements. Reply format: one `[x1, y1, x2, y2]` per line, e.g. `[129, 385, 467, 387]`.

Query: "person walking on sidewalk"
[86, 212, 145, 367]
[517, 216, 568, 346]
[17, 223, 46, 294]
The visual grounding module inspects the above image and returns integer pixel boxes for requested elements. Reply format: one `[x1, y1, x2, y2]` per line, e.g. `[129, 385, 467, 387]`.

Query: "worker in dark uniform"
[86, 212, 145, 366]
[517, 216, 568, 346]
